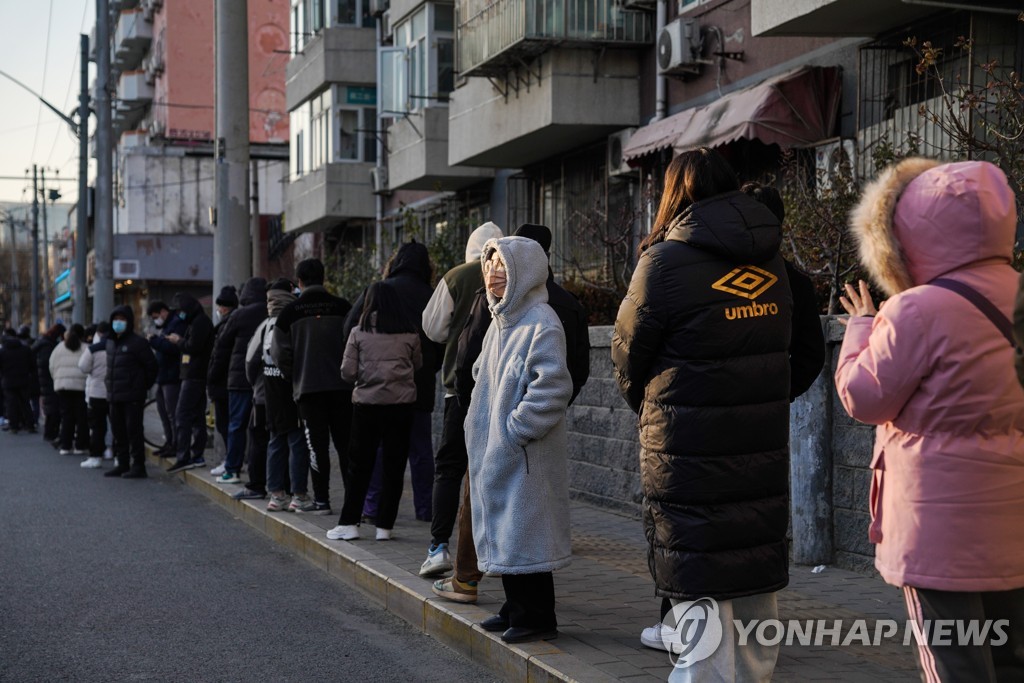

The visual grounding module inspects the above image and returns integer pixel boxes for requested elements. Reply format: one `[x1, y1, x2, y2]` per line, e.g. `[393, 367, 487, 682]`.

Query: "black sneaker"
[167, 459, 193, 474]
[122, 467, 148, 479]
[104, 464, 130, 478]
[296, 501, 332, 515]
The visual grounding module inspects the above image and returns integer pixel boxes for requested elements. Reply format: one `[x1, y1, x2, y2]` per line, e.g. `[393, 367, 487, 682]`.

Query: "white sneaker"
[326, 525, 360, 541]
[640, 623, 679, 652]
[59, 449, 72, 455]
[210, 464, 226, 477]
[418, 543, 453, 577]
[103, 448, 113, 460]
[80, 457, 102, 469]
[376, 528, 392, 541]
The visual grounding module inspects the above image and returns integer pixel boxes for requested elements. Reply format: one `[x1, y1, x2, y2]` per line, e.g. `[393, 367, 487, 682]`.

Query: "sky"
[0, 0, 96, 206]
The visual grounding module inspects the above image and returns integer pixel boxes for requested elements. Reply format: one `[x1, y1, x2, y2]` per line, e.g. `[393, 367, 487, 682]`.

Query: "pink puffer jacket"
[836, 159, 1024, 592]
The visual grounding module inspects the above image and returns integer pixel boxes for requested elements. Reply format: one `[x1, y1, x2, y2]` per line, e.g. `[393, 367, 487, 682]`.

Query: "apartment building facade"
[92, 0, 290, 313]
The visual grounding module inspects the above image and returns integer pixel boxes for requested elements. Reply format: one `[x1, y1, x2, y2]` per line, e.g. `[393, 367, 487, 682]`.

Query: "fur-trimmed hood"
[850, 158, 1017, 296]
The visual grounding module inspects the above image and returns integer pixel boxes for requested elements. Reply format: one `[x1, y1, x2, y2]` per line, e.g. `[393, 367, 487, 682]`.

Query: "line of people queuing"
[4, 147, 1022, 680]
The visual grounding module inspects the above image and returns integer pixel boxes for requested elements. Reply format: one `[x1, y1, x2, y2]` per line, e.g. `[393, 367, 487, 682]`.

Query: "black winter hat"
[514, 223, 552, 254]
[215, 285, 239, 308]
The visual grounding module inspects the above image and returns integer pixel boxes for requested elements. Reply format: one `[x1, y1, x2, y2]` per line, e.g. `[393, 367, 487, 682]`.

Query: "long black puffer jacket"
[612, 190, 793, 601]
[175, 293, 214, 382]
[105, 306, 159, 402]
[343, 242, 442, 413]
[208, 277, 268, 392]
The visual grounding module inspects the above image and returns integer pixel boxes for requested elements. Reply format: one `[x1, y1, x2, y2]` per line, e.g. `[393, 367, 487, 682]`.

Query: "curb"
[148, 452, 619, 683]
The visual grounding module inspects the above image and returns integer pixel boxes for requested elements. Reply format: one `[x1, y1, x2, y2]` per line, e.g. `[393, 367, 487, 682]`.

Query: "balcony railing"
[457, 0, 652, 78]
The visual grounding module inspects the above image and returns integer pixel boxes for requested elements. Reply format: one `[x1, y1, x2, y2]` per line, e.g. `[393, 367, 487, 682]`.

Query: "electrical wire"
[43, 0, 90, 168]
[29, 0, 57, 163]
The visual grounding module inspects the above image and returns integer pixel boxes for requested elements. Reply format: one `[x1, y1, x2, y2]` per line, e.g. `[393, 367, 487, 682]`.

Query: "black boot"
[104, 463, 130, 477]
[122, 465, 148, 479]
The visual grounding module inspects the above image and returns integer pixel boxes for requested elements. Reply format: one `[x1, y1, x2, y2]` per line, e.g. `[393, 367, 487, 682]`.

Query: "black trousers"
[42, 393, 60, 441]
[430, 396, 469, 546]
[174, 379, 208, 462]
[57, 389, 89, 451]
[3, 387, 34, 431]
[297, 390, 352, 506]
[245, 403, 269, 493]
[109, 400, 145, 468]
[904, 586, 1024, 682]
[87, 397, 109, 458]
[212, 393, 229, 447]
[500, 573, 557, 630]
[339, 403, 414, 529]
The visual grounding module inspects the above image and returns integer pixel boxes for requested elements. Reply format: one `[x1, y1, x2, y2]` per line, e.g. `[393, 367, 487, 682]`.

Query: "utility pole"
[74, 33, 90, 325]
[31, 165, 40, 334]
[7, 218, 18, 329]
[251, 159, 260, 276]
[40, 169, 51, 328]
[94, 0, 114, 322]
[214, 0, 252, 302]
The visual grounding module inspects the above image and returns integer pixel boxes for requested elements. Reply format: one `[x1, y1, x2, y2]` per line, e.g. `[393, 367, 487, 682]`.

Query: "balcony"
[388, 107, 494, 190]
[448, 48, 640, 167]
[284, 163, 376, 233]
[751, 0, 949, 37]
[117, 70, 154, 103]
[113, 9, 152, 71]
[286, 26, 376, 111]
[457, 0, 652, 78]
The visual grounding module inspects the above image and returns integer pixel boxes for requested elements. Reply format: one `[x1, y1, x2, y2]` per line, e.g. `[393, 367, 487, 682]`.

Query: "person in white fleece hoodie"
[78, 322, 111, 469]
[49, 323, 89, 455]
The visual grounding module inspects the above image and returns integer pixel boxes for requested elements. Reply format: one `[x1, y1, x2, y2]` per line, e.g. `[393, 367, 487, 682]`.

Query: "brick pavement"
[205, 450, 920, 682]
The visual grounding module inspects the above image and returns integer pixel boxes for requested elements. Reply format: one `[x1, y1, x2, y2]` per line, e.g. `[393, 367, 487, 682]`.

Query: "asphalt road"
[0, 431, 499, 683]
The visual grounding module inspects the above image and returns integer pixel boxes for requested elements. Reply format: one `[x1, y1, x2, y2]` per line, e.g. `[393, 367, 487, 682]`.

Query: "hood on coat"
[665, 191, 782, 264]
[109, 305, 135, 335]
[481, 236, 549, 324]
[239, 277, 268, 307]
[464, 222, 503, 263]
[174, 292, 203, 321]
[1, 335, 21, 350]
[386, 241, 432, 284]
[851, 158, 1016, 296]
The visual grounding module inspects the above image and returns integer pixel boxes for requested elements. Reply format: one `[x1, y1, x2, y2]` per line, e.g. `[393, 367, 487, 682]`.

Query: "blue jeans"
[266, 427, 310, 495]
[225, 390, 253, 473]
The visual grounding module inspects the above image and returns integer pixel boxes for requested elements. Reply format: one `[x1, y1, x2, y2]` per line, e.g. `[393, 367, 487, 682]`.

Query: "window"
[310, 90, 333, 170]
[381, 3, 454, 115]
[336, 0, 375, 28]
[292, 0, 327, 52]
[336, 104, 377, 163]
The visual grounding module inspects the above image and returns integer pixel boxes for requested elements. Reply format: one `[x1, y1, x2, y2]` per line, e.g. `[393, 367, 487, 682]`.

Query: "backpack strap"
[929, 278, 1015, 347]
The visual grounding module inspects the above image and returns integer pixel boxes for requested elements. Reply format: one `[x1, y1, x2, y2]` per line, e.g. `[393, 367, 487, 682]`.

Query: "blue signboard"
[54, 269, 72, 306]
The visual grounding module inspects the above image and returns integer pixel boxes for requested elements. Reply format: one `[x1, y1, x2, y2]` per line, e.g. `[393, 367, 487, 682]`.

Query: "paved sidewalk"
[181, 448, 919, 682]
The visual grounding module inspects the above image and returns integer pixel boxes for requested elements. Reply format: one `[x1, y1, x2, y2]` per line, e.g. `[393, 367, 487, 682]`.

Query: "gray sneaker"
[419, 543, 453, 577]
[267, 494, 290, 512]
[288, 494, 315, 513]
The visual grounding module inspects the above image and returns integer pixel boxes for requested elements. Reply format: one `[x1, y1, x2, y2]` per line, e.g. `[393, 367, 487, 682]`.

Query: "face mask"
[153, 317, 165, 328]
[112, 320, 127, 335]
[178, 311, 187, 320]
[293, 287, 302, 296]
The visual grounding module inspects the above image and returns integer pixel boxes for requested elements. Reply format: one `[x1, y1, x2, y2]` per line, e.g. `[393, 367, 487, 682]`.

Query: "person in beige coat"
[327, 280, 422, 542]
[49, 324, 89, 455]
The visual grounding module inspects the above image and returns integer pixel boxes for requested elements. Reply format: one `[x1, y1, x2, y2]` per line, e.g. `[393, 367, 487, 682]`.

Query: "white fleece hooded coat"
[466, 236, 573, 575]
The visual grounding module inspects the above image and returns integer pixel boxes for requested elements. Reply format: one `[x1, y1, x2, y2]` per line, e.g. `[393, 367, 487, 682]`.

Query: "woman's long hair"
[359, 281, 416, 334]
[64, 323, 85, 352]
[640, 147, 740, 253]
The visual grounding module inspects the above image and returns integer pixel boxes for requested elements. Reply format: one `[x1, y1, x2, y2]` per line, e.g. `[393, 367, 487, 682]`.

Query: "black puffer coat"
[105, 306, 158, 402]
[31, 334, 58, 397]
[0, 335, 34, 389]
[208, 277, 268, 392]
[343, 242, 442, 412]
[612, 191, 793, 601]
[175, 293, 214, 382]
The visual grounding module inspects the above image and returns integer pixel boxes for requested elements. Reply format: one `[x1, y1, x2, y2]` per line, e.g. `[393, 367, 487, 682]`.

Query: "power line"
[29, 0, 57, 163]
[43, 0, 90, 168]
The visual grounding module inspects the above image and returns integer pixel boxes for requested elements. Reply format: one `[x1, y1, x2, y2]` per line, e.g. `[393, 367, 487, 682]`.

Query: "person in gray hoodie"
[466, 236, 573, 644]
[78, 321, 110, 469]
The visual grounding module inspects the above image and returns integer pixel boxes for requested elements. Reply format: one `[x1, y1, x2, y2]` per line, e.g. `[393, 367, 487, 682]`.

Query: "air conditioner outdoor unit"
[113, 259, 140, 279]
[814, 139, 857, 196]
[369, 0, 389, 17]
[607, 128, 637, 178]
[147, 119, 165, 136]
[657, 18, 702, 76]
[370, 166, 390, 195]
